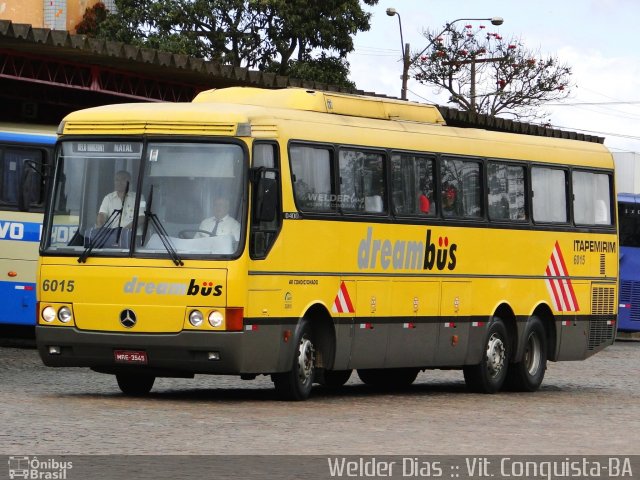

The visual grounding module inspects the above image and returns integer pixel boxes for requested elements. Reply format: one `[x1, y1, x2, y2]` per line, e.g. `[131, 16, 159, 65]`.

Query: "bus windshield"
[619, 200, 640, 248]
[42, 139, 246, 258]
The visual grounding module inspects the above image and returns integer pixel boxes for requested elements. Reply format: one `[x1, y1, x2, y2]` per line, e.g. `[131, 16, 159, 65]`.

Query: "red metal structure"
[0, 20, 346, 125]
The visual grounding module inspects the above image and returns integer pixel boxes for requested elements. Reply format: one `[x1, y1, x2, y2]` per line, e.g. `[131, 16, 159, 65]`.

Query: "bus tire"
[505, 316, 547, 392]
[357, 368, 419, 388]
[116, 373, 155, 396]
[463, 317, 509, 393]
[319, 369, 352, 388]
[273, 319, 315, 401]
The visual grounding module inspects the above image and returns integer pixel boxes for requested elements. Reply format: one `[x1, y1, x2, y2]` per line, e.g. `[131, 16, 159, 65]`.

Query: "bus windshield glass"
[619, 200, 640, 248]
[42, 139, 246, 258]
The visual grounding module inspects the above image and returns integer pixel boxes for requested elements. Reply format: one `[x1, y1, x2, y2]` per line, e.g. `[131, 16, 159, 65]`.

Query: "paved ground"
[0, 341, 638, 456]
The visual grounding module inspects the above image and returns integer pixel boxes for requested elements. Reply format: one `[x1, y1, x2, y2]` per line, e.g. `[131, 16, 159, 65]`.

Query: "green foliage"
[265, 54, 356, 89]
[412, 23, 572, 120]
[84, 0, 377, 85]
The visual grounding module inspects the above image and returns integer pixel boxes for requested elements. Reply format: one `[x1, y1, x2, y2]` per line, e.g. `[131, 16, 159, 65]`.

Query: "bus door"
[385, 280, 440, 367]
[434, 281, 471, 366]
[348, 280, 391, 369]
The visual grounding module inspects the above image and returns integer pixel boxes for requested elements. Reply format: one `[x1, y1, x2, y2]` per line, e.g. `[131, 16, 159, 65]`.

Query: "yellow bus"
[36, 87, 617, 400]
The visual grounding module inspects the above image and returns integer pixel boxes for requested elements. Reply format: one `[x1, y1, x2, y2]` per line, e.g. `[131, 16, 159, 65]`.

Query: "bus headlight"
[189, 310, 204, 327]
[208, 310, 224, 328]
[42, 306, 56, 323]
[58, 306, 73, 323]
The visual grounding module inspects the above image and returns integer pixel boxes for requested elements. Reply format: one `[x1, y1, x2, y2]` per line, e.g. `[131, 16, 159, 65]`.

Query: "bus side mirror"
[251, 167, 278, 222]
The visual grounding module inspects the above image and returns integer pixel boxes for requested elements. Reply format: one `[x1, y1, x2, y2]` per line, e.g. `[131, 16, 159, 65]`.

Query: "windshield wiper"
[141, 184, 184, 266]
[78, 181, 130, 263]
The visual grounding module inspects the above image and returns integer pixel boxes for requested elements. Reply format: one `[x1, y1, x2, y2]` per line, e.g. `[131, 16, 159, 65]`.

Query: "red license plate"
[114, 350, 148, 364]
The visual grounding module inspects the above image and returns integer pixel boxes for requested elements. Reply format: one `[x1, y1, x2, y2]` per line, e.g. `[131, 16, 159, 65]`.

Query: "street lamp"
[414, 17, 504, 61]
[386, 8, 409, 100]
[386, 9, 504, 101]
[416, 17, 504, 113]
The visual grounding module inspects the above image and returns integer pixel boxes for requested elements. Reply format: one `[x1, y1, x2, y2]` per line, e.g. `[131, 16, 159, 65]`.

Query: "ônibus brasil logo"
[123, 276, 223, 296]
[358, 227, 457, 271]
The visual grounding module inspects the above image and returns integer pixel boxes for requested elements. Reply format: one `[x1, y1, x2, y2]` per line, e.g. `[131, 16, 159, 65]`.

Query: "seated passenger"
[418, 178, 432, 214]
[442, 183, 458, 217]
[197, 197, 240, 241]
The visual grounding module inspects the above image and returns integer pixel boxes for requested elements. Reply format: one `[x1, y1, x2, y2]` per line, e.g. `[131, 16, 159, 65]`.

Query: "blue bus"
[618, 193, 640, 332]
[0, 124, 56, 329]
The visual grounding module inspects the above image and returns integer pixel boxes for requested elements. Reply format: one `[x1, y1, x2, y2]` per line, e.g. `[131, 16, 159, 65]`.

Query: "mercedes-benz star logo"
[119, 309, 137, 328]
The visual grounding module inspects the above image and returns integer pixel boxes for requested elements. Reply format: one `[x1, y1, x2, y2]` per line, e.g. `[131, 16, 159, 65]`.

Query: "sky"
[347, 0, 640, 154]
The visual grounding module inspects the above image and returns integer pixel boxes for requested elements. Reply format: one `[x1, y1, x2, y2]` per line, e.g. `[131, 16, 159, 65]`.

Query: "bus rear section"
[0, 125, 55, 328]
[618, 193, 640, 333]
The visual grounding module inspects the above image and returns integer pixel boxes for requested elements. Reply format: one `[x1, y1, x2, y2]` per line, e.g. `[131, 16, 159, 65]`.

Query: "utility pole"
[387, 10, 504, 102]
[401, 43, 410, 101]
[443, 56, 507, 113]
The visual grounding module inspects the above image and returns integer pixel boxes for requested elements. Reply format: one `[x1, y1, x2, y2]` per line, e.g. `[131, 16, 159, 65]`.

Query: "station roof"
[0, 20, 603, 144]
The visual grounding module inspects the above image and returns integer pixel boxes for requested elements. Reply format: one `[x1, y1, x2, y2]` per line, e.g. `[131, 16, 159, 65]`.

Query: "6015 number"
[42, 279, 75, 292]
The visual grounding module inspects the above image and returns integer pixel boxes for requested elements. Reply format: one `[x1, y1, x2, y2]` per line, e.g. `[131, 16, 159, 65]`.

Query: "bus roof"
[193, 87, 447, 124]
[60, 87, 612, 167]
[0, 123, 57, 145]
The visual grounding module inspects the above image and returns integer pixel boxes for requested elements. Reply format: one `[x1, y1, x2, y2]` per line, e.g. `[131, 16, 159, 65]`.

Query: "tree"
[264, 54, 356, 89]
[412, 23, 571, 121]
[87, 0, 378, 88]
[75, 2, 108, 35]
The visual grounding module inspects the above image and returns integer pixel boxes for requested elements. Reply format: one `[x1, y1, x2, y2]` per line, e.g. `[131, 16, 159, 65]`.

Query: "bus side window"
[573, 170, 612, 225]
[2, 148, 43, 207]
[487, 162, 526, 222]
[339, 149, 386, 214]
[391, 153, 435, 217]
[290, 144, 333, 211]
[532, 166, 567, 223]
[440, 156, 482, 218]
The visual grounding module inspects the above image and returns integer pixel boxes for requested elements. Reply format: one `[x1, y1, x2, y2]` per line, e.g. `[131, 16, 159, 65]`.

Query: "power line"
[547, 100, 640, 106]
[409, 98, 640, 143]
[543, 124, 640, 142]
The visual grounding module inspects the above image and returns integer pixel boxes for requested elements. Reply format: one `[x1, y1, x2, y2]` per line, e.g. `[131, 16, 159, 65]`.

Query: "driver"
[96, 170, 144, 229]
[196, 196, 240, 241]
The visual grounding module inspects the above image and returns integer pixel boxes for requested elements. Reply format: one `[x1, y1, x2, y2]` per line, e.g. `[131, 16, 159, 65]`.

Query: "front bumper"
[36, 324, 292, 376]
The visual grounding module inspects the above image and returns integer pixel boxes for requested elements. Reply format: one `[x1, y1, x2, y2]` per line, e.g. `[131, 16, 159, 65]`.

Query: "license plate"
[114, 350, 148, 364]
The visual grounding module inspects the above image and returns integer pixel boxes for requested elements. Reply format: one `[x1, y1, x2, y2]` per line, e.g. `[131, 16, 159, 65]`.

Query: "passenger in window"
[97, 170, 143, 229]
[418, 178, 431, 214]
[442, 183, 458, 217]
[490, 195, 510, 220]
[197, 196, 240, 241]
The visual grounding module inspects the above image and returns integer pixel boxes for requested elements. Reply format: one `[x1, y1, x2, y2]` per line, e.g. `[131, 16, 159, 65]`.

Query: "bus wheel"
[319, 369, 352, 388]
[357, 368, 419, 388]
[463, 318, 509, 393]
[273, 319, 315, 400]
[116, 373, 155, 396]
[505, 316, 547, 392]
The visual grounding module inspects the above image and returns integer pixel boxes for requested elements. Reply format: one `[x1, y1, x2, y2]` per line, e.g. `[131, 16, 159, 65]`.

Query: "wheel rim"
[297, 336, 315, 384]
[486, 332, 506, 378]
[524, 331, 542, 376]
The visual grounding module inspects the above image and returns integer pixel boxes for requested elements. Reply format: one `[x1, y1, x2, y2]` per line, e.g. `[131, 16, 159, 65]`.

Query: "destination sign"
[70, 142, 142, 155]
